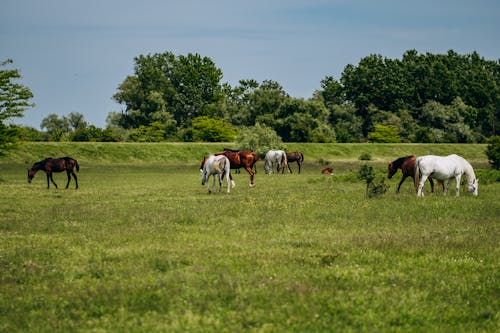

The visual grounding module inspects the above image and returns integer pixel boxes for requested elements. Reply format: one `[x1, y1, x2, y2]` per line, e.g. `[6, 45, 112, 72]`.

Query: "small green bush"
[358, 152, 372, 161]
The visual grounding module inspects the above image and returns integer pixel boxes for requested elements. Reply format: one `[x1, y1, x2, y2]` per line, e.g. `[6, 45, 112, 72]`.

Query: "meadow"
[0, 143, 498, 332]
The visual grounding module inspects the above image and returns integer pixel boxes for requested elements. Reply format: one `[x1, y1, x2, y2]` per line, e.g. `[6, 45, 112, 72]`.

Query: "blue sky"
[2, 0, 499, 129]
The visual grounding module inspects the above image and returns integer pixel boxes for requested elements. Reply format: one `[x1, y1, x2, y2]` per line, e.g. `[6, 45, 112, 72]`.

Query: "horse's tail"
[223, 157, 232, 192]
[64, 156, 79, 172]
[300, 152, 304, 162]
[414, 158, 420, 192]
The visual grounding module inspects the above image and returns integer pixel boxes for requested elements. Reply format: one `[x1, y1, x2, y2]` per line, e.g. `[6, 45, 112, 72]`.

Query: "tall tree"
[0, 59, 34, 151]
[0, 59, 34, 122]
[113, 52, 224, 128]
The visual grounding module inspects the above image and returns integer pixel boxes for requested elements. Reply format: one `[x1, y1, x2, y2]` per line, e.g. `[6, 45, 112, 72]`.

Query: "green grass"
[0, 143, 498, 332]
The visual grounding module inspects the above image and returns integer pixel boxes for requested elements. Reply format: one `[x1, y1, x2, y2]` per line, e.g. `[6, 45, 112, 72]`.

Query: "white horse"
[264, 149, 288, 174]
[415, 154, 478, 197]
[200, 155, 233, 193]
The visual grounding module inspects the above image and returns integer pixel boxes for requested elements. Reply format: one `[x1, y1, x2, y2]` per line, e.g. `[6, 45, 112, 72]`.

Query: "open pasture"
[0, 143, 499, 332]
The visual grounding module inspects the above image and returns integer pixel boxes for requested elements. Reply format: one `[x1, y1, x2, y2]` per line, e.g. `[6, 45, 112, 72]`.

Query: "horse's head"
[27, 168, 36, 183]
[387, 162, 397, 179]
[468, 178, 479, 197]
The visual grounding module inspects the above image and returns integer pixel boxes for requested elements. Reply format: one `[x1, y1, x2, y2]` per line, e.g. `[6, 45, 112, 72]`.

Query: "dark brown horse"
[286, 152, 304, 174]
[388, 155, 443, 193]
[28, 157, 79, 189]
[214, 149, 258, 187]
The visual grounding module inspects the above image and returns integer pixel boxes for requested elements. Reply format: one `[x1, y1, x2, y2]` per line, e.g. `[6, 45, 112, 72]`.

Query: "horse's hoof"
[249, 183, 256, 188]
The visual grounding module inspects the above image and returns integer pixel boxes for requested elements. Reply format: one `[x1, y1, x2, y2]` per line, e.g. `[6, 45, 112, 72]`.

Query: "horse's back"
[417, 154, 465, 180]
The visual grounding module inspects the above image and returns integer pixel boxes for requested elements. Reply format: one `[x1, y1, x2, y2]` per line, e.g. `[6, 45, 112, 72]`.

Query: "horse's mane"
[392, 155, 415, 169]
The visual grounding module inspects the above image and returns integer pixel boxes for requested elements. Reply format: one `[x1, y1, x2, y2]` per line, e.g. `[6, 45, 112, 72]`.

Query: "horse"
[214, 149, 258, 187]
[264, 149, 288, 174]
[200, 155, 232, 194]
[388, 155, 443, 193]
[222, 148, 258, 174]
[28, 157, 79, 189]
[286, 152, 304, 174]
[321, 167, 334, 175]
[414, 154, 478, 197]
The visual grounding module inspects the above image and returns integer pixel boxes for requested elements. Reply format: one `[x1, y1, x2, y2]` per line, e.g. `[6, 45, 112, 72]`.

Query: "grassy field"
[0, 143, 498, 332]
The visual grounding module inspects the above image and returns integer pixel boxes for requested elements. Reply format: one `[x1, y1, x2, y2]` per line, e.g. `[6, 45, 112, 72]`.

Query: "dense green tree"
[113, 52, 224, 129]
[485, 136, 500, 169]
[67, 112, 87, 130]
[40, 114, 70, 141]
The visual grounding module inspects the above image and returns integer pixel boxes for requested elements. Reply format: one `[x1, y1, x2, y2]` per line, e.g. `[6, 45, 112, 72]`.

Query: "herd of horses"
[27, 150, 479, 197]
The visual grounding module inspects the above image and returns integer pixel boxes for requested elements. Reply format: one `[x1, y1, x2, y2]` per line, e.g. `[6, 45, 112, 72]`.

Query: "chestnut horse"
[28, 157, 79, 189]
[286, 152, 304, 174]
[214, 149, 258, 187]
[388, 155, 443, 193]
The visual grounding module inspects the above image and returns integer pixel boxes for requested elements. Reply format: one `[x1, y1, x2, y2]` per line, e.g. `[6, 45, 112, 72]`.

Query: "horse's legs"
[297, 161, 301, 174]
[444, 179, 452, 195]
[244, 165, 255, 187]
[65, 170, 71, 189]
[396, 175, 408, 193]
[429, 178, 435, 193]
[48, 172, 58, 189]
[72, 171, 78, 189]
[417, 174, 428, 197]
[287, 162, 293, 174]
[455, 175, 461, 196]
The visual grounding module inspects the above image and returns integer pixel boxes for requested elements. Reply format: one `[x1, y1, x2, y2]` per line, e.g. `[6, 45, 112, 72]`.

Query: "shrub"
[358, 164, 388, 198]
[358, 152, 372, 161]
[191, 116, 237, 142]
[235, 123, 284, 155]
[486, 135, 500, 169]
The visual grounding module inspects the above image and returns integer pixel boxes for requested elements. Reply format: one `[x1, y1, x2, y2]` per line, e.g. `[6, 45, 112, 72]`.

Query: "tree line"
[1, 50, 499, 145]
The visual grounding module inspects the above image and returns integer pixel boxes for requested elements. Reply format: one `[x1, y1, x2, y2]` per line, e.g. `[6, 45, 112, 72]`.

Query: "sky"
[2, 0, 499, 129]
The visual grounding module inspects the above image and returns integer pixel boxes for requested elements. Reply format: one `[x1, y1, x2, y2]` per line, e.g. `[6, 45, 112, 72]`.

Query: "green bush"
[191, 116, 237, 142]
[358, 152, 372, 161]
[235, 123, 284, 155]
[485, 135, 500, 169]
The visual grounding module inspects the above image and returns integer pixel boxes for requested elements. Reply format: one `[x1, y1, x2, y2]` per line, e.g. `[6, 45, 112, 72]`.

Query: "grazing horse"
[286, 152, 304, 174]
[214, 149, 258, 187]
[200, 155, 232, 194]
[28, 157, 79, 189]
[415, 154, 478, 197]
[222, 148, 258, 174]
[321, 167, 334, 175]
[388, 155, 443, 193]
[264, 149, 288, 174]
